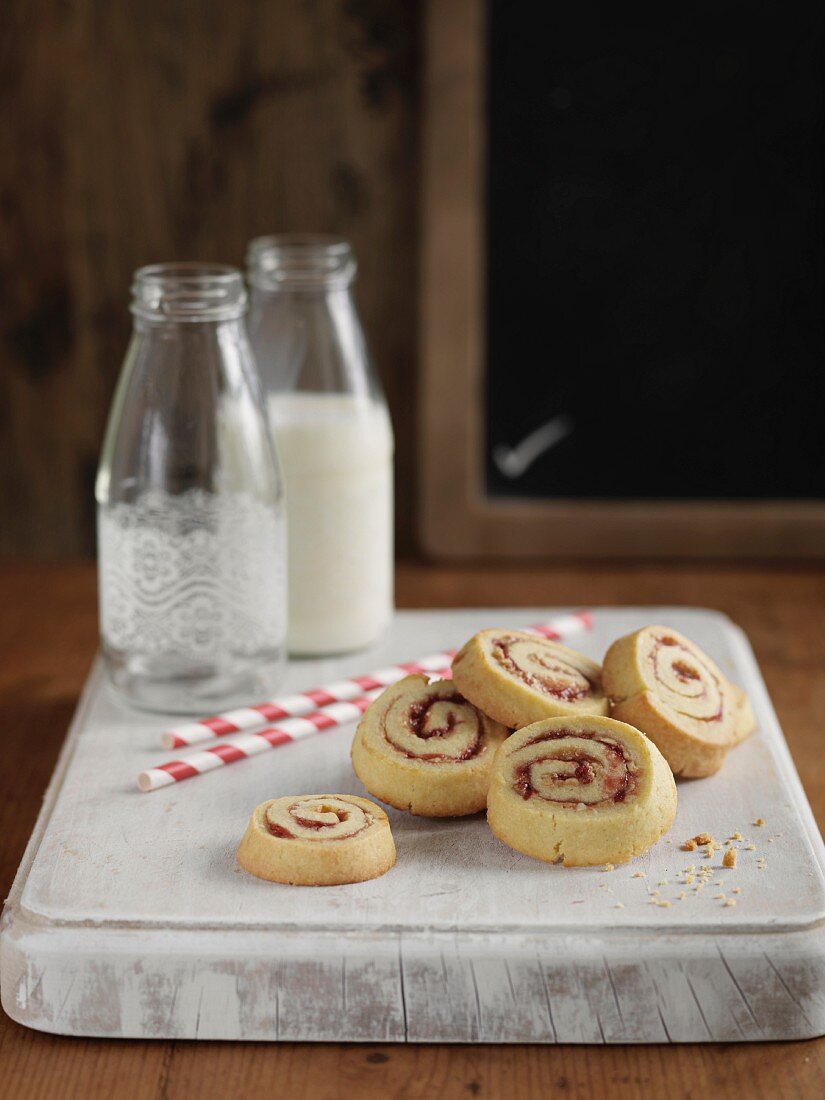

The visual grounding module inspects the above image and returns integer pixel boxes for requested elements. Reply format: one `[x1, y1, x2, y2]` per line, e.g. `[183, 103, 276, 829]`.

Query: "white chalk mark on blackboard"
[492, 415, 575, 479]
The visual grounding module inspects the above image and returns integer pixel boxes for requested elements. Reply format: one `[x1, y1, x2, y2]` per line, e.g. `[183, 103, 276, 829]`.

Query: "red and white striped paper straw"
[160, 610, 593, 750]
[139, 689, 389, 793]
[138, 611, 594, 791]
[161, 652, 453, 750]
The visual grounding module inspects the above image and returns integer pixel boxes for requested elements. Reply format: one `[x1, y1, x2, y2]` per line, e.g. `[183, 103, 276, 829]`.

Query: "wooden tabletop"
[1, 561, 823, 1099]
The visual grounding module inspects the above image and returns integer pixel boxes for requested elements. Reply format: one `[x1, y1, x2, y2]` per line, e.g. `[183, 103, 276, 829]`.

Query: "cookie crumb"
[745, 843, 756, 851]
[731, 887, 742, 895]
[754, 818, 765, 827]
[681, 839, 697, 851]
[693, 832, 715, 846]
[603, 863, 615, 872]
[632, 871, 645, 878]
[614, 902, 625, 909]
[723, 849, 737, 869]
[677, 890, 686, 900]
[725, 899, 736, 907]
[658, 879, 669, 886]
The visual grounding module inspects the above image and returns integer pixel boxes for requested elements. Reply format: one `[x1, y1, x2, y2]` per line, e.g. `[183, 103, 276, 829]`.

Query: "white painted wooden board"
[2, 608, 824, 1042]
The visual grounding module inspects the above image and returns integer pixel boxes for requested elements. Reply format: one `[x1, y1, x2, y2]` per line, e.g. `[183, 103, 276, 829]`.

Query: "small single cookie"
[602, 625, 752, 778]
[236, 794, 395, 885]
[351, 674, 509, 816]
[452, 629, 608, 728]
[487, 716, 677, 867]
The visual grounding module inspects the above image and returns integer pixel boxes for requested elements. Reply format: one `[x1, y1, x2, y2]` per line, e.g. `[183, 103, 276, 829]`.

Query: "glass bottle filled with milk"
[246, 236, 394, 655]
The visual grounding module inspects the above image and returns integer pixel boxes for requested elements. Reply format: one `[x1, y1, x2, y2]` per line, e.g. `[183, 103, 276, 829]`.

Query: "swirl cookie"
[236, 795, 395, 885]
[603, 625, 751, 778]
[351, 674, 509, 816]
[452, 629, 608, 728]
[487, 716, 677, 867]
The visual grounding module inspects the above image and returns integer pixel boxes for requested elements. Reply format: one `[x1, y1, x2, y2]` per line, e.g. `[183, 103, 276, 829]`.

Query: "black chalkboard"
[485, 3, 825, 501]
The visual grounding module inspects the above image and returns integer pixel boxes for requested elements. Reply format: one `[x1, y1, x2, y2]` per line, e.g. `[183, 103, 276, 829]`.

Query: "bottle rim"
[131, 262, 248, 322]
[246, 234, 357, 290]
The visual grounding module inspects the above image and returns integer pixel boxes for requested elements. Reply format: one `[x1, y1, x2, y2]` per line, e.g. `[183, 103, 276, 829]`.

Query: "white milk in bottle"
[269, 393, 392, 653]
[247, 236, 394, 654]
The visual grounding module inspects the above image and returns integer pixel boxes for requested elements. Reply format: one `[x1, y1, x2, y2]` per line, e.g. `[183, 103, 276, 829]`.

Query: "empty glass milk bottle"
[96, 263, 287, 712]
[246, 235, 394, 655]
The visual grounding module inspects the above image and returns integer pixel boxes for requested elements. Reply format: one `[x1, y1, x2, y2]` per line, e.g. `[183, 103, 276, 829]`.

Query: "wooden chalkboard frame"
[418, 0, 825, 558]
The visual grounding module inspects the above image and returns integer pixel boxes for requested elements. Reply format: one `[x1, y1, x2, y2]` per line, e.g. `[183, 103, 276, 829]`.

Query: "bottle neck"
[246, 235, 357, 293]
[131, 263, 247, 324]
[244, 236, 384, 402]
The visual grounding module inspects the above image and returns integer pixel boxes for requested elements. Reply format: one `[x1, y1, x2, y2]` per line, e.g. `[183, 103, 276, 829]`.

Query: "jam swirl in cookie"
[265, 796, 373, 840]
[512, 730, 637, 805]
[351, 674, 509, 817]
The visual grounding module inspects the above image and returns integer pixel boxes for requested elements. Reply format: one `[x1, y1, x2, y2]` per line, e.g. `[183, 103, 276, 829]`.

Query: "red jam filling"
[650, 636, 724, 722]
[494, 639, 591, 701]
[516, 730, 634, 804]
[672, 660, 701, 682]
[407, 695, 465, 739]
[386, 693, 482, 762]
[293, 808, 349, 830]
[267, 803, 355, 839]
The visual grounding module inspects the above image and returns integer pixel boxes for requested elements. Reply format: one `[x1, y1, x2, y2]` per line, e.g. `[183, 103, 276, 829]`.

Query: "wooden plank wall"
[0, 0, 420, 558]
